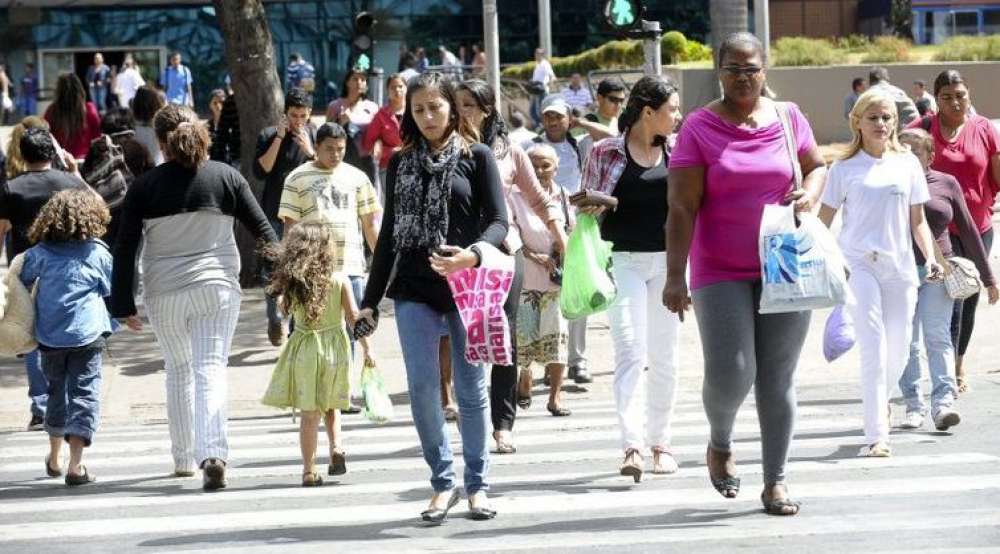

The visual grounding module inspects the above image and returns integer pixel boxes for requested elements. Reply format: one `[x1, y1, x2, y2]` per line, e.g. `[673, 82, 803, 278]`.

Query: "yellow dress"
[261, 278, 351, 412]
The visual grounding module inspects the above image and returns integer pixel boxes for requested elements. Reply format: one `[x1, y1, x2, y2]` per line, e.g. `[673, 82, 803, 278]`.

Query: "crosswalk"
[0, 385, 997, 552]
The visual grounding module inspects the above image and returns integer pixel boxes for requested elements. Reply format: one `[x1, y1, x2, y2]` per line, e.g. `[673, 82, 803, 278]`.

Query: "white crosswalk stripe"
[0, 389, 995, 552]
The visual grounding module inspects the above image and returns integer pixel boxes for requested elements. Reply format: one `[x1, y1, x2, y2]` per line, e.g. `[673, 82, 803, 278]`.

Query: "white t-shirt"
[821, 150, 930, 282]
[532, 59, 555, 88]
[116, 68, 145, 107]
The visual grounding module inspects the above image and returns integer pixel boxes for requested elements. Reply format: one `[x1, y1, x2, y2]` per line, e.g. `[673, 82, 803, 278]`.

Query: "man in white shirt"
[911, 79, 938, 115]
[562, 73, 593, 111]
[115, 55, 145, 108]
[530, 48, 557, 127]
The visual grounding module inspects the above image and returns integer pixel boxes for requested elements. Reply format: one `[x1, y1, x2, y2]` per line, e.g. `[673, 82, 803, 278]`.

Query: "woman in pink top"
[907, 70, 1000, 392]
[44, 73, 101, 159]
[455, 79, 567, 454]
[362, 73, 407, 199]
[665, 33, 827, 516]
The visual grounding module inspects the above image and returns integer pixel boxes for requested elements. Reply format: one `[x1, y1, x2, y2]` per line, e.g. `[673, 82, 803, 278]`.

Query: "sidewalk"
[3, 228, 999, 432]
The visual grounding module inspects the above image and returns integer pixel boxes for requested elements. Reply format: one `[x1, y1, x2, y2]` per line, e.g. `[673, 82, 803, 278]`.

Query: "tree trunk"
[709, 0, 750, 56]
[213, 0, 284, 286]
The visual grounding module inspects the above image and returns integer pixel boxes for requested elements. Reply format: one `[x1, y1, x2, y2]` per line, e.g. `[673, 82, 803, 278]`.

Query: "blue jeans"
[91, 86, 107, 113]
[42, 340, 104, 446]
[394, 300, 490, 494]
[899, 278, 957, 416]
[264, 218, 285, 325]
[25, 350, 47, 418]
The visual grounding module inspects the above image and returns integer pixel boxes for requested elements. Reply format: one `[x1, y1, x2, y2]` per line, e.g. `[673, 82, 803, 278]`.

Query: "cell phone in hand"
[353, 317, 376, 340]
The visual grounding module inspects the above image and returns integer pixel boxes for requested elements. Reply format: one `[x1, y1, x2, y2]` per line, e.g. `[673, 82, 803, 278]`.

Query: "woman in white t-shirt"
[818, 90, 943, 458]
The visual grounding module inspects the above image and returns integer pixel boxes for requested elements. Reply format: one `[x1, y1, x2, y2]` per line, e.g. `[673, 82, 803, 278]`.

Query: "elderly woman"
[665, 32, 827, 516]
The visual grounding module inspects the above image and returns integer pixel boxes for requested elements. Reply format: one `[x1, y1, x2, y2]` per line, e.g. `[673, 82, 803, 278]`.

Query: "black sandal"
[328, 450, 347, 476]
[546, 404, 571, 417]
[761, 485, 801, 516]
[421, 489, 461, 525]
[45, 455, 62, 478]
[707, 445, 740, 498]
[65, 465, 96, 486]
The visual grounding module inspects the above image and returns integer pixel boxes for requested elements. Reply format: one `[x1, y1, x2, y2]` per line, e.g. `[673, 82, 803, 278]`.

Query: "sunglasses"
[605, 96, 626, 104]
[722, 66, 763, 77]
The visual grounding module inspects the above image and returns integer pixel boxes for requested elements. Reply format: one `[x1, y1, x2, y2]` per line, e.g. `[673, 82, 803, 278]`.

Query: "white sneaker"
[933, 408, 961, 431]
[900, 411, 924, 429]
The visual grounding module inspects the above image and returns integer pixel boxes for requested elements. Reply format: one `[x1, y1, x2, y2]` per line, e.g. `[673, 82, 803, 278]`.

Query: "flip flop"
[328, 450, 347, 476]
[761, 492, 801, 516]
[546, 404, 571, 417]
[706, 445, 740, 498]
[302, 471, 324, 487]
[65, 465, 96, 486]
[420, 488, 462, 525]
[45, 455, 62, 478]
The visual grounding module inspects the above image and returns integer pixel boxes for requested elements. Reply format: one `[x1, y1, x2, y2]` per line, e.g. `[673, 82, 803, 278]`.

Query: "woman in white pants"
[819, 90, 943, 458]
[580, 76, 682, 481]
[111, 105, 277, 489]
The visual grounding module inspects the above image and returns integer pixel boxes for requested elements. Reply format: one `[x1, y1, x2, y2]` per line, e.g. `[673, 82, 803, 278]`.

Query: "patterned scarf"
[393, 135, 462, 250]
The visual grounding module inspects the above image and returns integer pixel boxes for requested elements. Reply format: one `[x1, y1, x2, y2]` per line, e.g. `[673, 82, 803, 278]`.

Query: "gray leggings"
[692, 280, 810, 484]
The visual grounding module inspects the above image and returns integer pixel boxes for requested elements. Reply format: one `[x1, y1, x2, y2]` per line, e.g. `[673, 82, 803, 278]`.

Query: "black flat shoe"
[202, 458, 227, 491]
[65, 466, 96, 486]
[761, 486, 801, 516]
[547, 404, 571, 417]
[45, 456, 62, 478]
[468, 506, 497, 520]
[516, 394, 532, 409]
[420, 489, 461, 525]
[342, 404, 363, 415]
[572, 366, 593, 384]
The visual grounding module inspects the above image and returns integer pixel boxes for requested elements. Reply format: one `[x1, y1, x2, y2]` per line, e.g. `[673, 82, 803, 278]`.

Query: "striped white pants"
[145, 284, 242, 471]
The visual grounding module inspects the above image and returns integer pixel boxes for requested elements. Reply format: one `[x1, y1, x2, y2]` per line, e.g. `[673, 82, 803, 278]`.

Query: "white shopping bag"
[758, 204, 848, 314]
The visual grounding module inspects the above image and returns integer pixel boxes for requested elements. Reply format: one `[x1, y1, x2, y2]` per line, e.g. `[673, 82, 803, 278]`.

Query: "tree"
[213, 0, 284, 285]
[708, 0, 749, 56]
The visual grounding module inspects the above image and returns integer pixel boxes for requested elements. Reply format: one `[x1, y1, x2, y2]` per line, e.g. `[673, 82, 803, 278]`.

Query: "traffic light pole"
[641, 19, 662, 76]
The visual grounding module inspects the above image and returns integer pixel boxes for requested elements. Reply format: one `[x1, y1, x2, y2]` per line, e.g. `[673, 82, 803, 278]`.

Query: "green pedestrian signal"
[356, 53, 371, 72]
[605, 0, 642, 31]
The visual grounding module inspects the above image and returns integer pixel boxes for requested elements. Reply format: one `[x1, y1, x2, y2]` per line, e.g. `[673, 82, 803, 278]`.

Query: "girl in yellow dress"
[261, 222, 373, 486]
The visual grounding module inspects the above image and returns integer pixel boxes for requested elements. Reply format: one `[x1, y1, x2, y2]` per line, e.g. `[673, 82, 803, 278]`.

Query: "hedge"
[933, 35, 1000, 61]
[772, 37, 837, 67]
[862, 36, 912, 63]
[500, 32, 712, 79]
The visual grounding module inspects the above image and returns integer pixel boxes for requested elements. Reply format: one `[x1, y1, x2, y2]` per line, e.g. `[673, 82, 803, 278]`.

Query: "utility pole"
[641, 19, 662, 76]
[754, 0, 771, 61]
[483, 0, 502, 113]
[538, 0, 553, 56]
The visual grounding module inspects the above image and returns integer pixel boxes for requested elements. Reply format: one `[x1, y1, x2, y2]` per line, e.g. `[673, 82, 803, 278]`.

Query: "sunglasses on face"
[605, 96, 626, 104]
[722, 66, 763, 77]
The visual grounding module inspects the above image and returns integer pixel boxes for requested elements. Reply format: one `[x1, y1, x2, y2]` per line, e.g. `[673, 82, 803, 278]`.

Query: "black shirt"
[362, 143, 508, 314]
[0, 169, 86, 260]
[253, 124, 316, 221]
[600, 146, 668, 252]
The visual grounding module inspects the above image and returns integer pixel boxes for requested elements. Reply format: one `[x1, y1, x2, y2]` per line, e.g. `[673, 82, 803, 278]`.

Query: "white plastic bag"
[759, 204, 848, 314]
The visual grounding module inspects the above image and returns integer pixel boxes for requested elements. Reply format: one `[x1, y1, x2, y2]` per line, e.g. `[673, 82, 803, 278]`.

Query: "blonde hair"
[265, 223, 338, 324]
[841, 89, 907, 160]
[28, 189, 110, 244]
[5, 117, 51, 179]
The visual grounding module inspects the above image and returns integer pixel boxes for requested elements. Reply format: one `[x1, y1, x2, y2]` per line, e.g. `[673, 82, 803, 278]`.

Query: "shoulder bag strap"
[775, 102, 803, 191]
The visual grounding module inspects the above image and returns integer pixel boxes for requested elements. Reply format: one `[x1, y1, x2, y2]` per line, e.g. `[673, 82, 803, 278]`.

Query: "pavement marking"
[2, 474, 998, 543]
[0, 431, 940, 482]
[0, 452, 992, 516]
[0, 415, 854, 462]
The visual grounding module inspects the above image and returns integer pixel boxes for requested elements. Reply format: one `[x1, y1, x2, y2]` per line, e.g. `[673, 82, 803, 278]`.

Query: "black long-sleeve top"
[361, 143, 508, 314]
[111, 160, 277, 317]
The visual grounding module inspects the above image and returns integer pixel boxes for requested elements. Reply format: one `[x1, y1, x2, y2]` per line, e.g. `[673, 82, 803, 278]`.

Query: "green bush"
[862, 36, 912, 62]
[661, 31, 688, 63]
[679, 40, 713, 62]
[933, 35, 1000, 61]
[772, 37, 837, 67]
[834, 34, 870, 52]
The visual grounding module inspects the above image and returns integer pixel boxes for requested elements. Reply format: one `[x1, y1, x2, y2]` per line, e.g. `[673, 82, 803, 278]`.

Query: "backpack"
[82, 132, 134, 210]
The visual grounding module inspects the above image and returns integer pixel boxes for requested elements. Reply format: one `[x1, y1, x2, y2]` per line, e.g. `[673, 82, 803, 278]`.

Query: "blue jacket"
[19, 239, 113, 348]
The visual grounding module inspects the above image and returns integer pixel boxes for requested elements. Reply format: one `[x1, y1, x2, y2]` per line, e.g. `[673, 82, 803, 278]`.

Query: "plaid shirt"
[580, 136, 628, 195]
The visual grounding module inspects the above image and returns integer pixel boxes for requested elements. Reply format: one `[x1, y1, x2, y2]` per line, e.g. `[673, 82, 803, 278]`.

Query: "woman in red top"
[44, 73, 101, 160]
[908, 70, 1000, 392]
[362, 73, 406, 199]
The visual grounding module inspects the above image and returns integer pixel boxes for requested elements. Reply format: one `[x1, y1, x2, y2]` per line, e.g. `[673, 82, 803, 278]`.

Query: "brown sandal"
[620, 448, 643, 483]
[328, 450, 347, 476]
[302, 471, 324, 487]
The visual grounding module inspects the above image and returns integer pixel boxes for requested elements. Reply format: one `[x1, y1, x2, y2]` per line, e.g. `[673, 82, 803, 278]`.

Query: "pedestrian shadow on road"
[0, 474, 188, 501]
[138, 520, 424, 548]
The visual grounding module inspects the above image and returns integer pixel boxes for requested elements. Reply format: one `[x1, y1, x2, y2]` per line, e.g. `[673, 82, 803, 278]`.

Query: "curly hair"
[28, 189, 110, 244]
[265, 222, 338, 324]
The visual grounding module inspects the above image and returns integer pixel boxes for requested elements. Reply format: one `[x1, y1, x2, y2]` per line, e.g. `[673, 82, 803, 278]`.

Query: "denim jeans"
[25, 350, 47, 418]
[42, 340, 104, 446]
[395, 300, 490, 494]
[899, 277, 957, 416]
[264, 218, 285, 325]
[91, 87, 107, 114]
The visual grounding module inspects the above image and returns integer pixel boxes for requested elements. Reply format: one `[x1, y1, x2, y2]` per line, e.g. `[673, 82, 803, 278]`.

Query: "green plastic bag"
[559, 213, 617, 320]
[360, 360, 394, 424]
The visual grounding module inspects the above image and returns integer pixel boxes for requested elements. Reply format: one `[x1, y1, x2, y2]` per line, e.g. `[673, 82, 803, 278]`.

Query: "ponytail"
[153, 104, 211, 169]
[617, 76, 679, 147]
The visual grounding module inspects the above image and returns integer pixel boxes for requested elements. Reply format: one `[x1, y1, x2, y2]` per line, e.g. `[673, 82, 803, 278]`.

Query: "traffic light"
[604, 0, 643, 33]
[350, 11, 376, 71]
